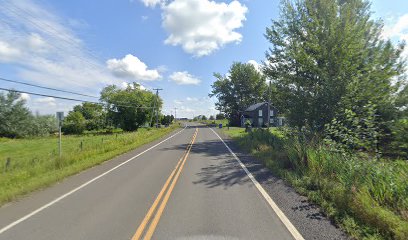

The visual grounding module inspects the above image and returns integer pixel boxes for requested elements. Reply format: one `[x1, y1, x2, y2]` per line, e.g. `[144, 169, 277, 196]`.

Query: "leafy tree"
[263, 0, 406, 131]
[209, 115, 215, 120]
[73, 102, 106, 130]
[160, 115, 174, 125]
[28, 115, 58, 137]
[62, 111, 86, 135]
[202, 115, 207, 120]
[0, 91, 32, 138]
[216, 113, 225, 120]
[210, 62, 267, 126]
[100, 83, 160, 131]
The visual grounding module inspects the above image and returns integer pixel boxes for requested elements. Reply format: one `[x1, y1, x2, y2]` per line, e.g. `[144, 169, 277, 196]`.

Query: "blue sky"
[0, 0, 407, 118]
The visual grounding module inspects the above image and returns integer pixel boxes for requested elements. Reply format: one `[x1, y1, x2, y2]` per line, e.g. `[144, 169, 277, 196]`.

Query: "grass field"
[222, 127, 408, 240]
[0, 124, 180, 206]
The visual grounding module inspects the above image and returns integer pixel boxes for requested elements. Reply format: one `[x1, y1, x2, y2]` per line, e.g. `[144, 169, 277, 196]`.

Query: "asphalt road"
[0, 123, 300, 240]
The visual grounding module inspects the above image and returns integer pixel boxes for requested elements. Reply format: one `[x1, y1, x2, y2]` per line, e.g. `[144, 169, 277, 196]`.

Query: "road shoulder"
[215, 127, 349, 240]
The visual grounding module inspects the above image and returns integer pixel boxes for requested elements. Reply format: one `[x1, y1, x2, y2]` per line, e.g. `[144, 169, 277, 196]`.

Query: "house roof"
[244, 102, 267, 112]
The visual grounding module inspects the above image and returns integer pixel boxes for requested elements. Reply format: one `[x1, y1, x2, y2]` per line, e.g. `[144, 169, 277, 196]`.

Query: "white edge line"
[0, 125, 187, 235]
[210, 128, 304, 240]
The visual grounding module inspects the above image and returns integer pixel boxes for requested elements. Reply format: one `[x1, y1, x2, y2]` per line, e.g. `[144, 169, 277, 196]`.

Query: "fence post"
[4, 158, 11, 173]
[80, 140, 83, 151]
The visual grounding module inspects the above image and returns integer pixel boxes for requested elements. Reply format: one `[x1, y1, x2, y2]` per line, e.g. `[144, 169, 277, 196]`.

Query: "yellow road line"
[143, 128, 198, 240]
[132, 128, 198, 240]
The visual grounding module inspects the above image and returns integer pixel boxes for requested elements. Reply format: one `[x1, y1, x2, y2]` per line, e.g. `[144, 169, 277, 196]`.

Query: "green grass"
[0, 124, 179, 206]
[200, 119, 229, 126]
[222, 127, 408, 240]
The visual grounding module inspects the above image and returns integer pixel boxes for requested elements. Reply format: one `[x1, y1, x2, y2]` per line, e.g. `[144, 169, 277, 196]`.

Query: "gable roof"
[244, 102, 267, 112]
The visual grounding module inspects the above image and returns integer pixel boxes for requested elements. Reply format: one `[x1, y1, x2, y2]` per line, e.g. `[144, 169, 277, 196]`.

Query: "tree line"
[210, 0, 407, 158]
[0, 82, 174, 137]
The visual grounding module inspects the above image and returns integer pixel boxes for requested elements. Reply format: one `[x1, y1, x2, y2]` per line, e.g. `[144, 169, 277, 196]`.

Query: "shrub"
[62, 111, 86, 135]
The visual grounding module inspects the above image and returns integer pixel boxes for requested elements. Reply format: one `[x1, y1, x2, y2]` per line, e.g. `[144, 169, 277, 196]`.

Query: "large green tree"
[210, 62, 267, 125]
[73, 102, 106, 130]
[100, 83, 160, 131]
[263, 0, 406, 131]
[0, 91, 32, 138]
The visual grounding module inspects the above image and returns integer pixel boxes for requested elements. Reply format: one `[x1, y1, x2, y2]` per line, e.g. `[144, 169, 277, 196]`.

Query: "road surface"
[0, 123, 301, 240]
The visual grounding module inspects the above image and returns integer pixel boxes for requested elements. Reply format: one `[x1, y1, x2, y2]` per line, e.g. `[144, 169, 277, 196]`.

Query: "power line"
[0, 87, 155, 109]
[0, 77, 99, 98]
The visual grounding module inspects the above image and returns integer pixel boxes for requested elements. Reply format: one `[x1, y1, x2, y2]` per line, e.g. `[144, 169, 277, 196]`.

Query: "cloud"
[0, 0, 121, 95]
[186, 97, 199, 101]
[0, 41, 21, 62]
[247, 59, 260, 72]
[162, 0, 247, 57]
[106, 54, 162, 81]
[383, 14, 408, 58]
[18, 93, 31, 101]
[34, 97, 57, 107]
[140, 0, 166, 7]
[169, 71, 201, 85]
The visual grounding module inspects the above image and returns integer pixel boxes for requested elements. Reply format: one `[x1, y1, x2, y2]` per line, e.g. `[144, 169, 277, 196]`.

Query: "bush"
[62, 111, 86, 135]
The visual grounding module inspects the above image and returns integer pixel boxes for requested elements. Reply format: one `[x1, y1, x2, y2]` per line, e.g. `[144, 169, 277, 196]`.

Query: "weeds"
[223, 127, 408, 240]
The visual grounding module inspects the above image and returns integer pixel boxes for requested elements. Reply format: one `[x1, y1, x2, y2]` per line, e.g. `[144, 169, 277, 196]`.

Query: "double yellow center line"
[132, 128, 198, 240]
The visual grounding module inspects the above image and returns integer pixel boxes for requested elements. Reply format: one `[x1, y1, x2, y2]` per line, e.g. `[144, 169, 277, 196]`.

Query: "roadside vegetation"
[0, 124, 179, 206]
[223, 127, 408, 239]
[211, 0, 407, 239]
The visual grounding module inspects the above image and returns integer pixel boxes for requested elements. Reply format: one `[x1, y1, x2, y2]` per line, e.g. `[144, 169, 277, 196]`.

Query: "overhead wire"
[0, 87, 155, 110]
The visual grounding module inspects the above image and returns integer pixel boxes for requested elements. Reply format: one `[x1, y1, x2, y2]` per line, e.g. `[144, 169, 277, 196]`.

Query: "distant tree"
[62, 111, 86, 135]
[0, 91, 32, 138]
[215, 113, 225, 120]
[263, 0, 406, 131]
[209, 115, 215, 120]
[160, 115, 174, 125]
[73, 102, 106, 130]
[100, 83, 160, 131]
[202, 115, 207, 120]
[210, 62, 267, 126]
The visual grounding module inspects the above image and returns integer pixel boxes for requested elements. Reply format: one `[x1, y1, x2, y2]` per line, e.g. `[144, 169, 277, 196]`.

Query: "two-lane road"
[0, 124, 301, 240]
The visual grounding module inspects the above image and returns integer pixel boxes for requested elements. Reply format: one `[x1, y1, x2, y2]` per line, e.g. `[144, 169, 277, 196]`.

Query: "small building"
[240, 102, 283, 127]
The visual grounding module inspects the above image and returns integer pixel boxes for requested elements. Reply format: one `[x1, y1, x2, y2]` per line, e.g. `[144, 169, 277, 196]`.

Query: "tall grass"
[0, 125, 179, 206]
[223, 127, 408, 240]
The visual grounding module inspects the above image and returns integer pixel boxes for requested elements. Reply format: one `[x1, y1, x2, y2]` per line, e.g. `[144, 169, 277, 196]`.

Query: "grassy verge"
[200, 119, 229, 126]
[222, 127, 408, 240]
[0, 124, 180, 206]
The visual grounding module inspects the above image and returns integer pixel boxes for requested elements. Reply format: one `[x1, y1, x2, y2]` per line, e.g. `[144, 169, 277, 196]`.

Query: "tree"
[210, 62, 267, 126]
[62, 111, 86, 135]
[263, 0, 406, 131]
[0, 91, 32, 138]
[161, 115, 174, 125]
[73, 102, 106, 130]
[216, 113, 225, 120]
[100, 83, 160, 131]
[209, 115, 215, 120]
[202, 115, 207, 120]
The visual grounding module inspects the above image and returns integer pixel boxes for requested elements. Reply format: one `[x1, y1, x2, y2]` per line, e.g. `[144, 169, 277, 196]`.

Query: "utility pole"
[152, 88, 163, 128]
[174, 107, 177, 122]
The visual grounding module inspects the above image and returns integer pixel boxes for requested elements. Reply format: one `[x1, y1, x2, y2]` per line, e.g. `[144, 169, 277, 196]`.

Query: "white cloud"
[106, 54, 162, 81]
[0, 0, 121, 94]
[140, 0, 166, 7]
[18, 93, 31, 101]
[0, 41, 21, 62]
[248, 59, 260, 72]
[121, 81, 147, 90]
[383, 14, 408, 58]
[34, 97, 57, 107]
[186, 97, 199, 101]
[169, 71, 201, 85]
[162, 0, 248, 57]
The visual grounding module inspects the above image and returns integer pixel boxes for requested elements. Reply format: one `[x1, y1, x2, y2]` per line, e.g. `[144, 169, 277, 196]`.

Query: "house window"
[258, 110, 262, 117]
[270, 110, 274, 116]
[269, 118, 274, 124]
